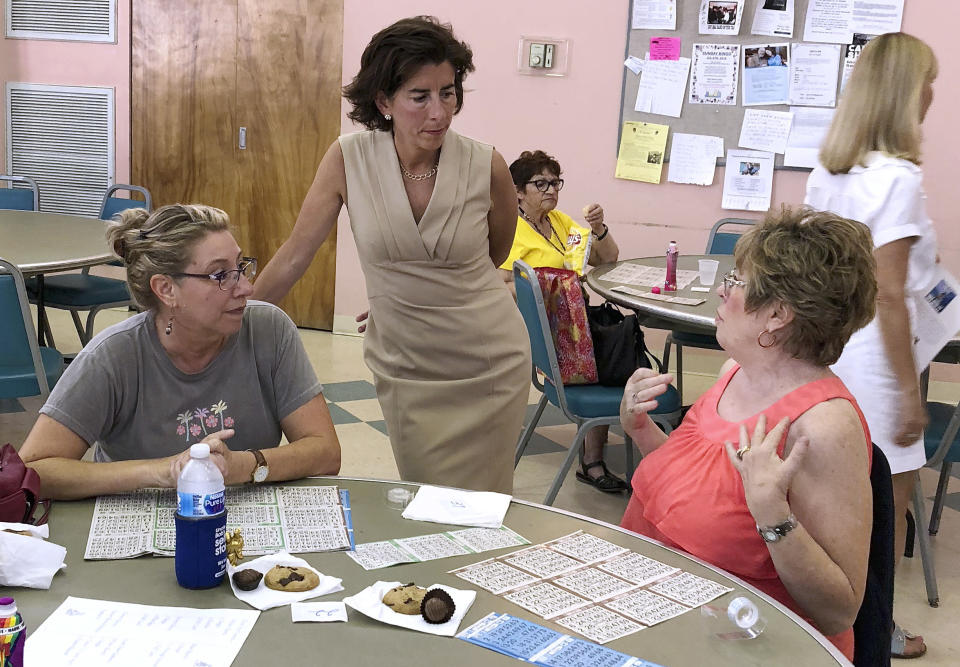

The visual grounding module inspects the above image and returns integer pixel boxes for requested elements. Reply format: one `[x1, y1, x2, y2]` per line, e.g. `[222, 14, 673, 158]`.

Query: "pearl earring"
[384, 114, 392, 121]
[165, 317, 174, 335]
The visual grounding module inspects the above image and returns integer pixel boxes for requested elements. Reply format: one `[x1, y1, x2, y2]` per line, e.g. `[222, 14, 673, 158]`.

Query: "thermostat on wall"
[518, 36, 570, 76]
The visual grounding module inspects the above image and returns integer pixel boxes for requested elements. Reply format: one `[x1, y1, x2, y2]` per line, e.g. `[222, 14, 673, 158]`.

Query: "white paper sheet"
[699, 0, 745, 35]
[624, 55, 645, 75]
[648, 571, 734, 606]
[783, 106, 835, 168]
[913, 268, 960, 371]
[742, 43, 791, 105]
[803, 0, 853, 43]
[635, 56, 691, 117]
[789, 42, 842, 107]
[503, 581, 592, 620]
[604, 589, 691, 626]
[689, 43, 740, 105]
[851, 0, 903, 36]
[751, 0, 794, 37]
[668, 133, 723, 186]
[291, 601, 347, 622]
[632, 0, 677, 30]
[596, 552, 681, 587]
[739, 109, 794, 153]
[552, 566, 640, 603]
[722, 149, 775, 211]
[554, 606, 645, 645]
[25, 596, 259, 667]
[839, 33, 877, 94]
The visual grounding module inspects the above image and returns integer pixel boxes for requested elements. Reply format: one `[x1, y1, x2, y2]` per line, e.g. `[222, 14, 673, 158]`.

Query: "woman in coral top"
[620, 208, 877, 661]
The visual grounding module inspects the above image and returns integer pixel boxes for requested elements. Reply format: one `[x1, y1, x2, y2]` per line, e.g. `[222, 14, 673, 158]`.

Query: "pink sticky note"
[649, 37, 681, 61]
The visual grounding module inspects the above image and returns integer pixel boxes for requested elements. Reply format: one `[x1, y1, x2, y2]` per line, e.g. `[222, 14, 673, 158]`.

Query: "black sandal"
[576, 459, 628, 493]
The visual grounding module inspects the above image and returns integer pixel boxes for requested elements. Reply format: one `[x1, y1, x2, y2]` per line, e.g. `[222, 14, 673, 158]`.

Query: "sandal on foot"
[891, 623, 927, 659]
[575, 460, 628, 493]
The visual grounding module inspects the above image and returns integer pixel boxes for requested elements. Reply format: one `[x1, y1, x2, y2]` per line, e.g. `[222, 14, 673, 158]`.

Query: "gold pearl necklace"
[399, 160, 439, 181]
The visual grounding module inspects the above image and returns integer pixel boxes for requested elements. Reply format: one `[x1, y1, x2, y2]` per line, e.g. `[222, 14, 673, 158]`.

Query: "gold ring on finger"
[736, 446, 751, 461]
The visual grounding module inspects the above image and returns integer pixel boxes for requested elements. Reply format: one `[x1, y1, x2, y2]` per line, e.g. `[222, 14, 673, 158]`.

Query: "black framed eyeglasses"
[525, 178, 564, 193]
[171, 257, 257, 291]
[721, 269, 747, 292]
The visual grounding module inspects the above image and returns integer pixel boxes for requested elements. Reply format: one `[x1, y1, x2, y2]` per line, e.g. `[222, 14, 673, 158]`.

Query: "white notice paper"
[689, 43, 740, 105]
[25, 596, 259, 667]
[851, 0, 903, 36]
[624, 55, 645, 75]
[632, 0, 677, 30]
[742, 43, 791, 105]
[913, 267, 960, 371]
[739, 109, 794, 154]
[803, 0, 853, 43]
[668, 133, 724, 185]
[699, 0, 745, 35]
[789, 42, 842, 107]
[751, 0, 794, 38]
[783, 106, 835, 168]
[635, 56, 691, 117]
[722, 149, 775, 211]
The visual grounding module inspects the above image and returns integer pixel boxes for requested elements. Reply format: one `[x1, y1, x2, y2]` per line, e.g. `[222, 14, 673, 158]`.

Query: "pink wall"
[0, 3, 130, 182]
[336, 0, 958, 325]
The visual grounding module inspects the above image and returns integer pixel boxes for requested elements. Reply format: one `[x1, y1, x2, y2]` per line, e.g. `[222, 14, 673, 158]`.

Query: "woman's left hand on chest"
[724, 415, 808, 522]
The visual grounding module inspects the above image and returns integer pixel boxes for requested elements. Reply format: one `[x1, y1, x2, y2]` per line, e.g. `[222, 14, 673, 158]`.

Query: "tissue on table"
[0, 521, 66, 589]
[227, 551, 343, 611]
[401, 486, 511, 528]
[343, 581, 475, 636]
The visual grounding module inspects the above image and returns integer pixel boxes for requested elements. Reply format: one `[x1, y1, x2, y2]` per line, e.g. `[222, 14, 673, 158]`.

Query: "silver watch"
[757, 514, 797, 543]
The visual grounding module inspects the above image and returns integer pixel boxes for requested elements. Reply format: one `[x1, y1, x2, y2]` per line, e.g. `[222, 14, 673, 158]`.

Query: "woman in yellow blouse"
[500, 150, 622, 492]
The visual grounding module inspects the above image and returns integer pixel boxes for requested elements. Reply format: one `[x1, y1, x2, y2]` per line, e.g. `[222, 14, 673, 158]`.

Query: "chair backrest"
[513, 260, 572, 414]
[705, 218, 755, 255]
[853, 444, 894, 667]
[0, 257, 51, 398]
[99, 184, 152, 221]
[0, 175, 40, 211]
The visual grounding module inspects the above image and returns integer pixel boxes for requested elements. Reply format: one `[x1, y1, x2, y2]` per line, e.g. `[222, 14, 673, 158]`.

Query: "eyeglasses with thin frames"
[721, 269, 747, 293]
[171, 257, 257, 291]
[525, 178, 564, 193]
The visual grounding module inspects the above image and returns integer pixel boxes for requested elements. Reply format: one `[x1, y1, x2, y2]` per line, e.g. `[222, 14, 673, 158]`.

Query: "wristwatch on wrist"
[757, 513, 798, 543]
[592, 223, 609, 241]
[248, 449, 269, 483]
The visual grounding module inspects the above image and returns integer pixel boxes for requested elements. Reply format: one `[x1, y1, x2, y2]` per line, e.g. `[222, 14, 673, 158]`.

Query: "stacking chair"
[662, 218, 755, 402]
[0, 258, 63, 400]
[513, 260, 683, 506]
[29, 184, 150, 346]
[0, 175, 39, 211]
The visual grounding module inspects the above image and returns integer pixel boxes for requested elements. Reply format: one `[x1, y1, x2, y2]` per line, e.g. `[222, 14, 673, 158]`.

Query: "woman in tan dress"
[253, 17, 529, 493]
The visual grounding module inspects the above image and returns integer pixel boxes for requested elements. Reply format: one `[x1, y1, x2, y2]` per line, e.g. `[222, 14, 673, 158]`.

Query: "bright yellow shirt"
[499, 209, 589, 273]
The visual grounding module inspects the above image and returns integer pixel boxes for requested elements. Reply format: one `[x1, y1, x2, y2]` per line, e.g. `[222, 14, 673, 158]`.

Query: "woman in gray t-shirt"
[20, 204, 341, 500]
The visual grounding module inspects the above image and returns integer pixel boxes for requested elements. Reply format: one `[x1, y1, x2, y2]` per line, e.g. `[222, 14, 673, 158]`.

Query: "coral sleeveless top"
[621, 365, 871, 660]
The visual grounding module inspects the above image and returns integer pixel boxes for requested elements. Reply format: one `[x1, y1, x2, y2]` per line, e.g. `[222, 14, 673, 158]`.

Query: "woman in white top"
[804, 32, 938, 660]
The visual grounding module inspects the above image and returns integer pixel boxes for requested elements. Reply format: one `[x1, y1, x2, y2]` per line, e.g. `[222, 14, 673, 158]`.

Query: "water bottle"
[0, 597, 25, 667]
[174, 443, 228, 589]
[664, 241, 679, 292]
[700, 596, 767, 640]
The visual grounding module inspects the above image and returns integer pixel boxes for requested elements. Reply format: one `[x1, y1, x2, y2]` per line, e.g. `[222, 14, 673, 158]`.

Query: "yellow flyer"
[615, 121, 669, 184]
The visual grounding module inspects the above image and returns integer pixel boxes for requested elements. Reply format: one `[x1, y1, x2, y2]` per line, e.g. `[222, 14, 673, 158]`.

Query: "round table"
[12, 477, 850, 666]
[586, 255, 735, 334]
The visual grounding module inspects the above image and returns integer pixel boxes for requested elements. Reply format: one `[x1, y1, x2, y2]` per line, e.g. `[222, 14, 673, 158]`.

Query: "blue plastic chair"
[513, 260, 682, 506]
[0, 175, 39, 211]
[662, 218, 755, 402]
[29, 184, 150, 346]
[0, 258, 63, 400]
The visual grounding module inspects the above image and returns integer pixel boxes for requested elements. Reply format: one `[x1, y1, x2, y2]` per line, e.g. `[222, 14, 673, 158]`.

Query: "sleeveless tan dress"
[339, 129, 531, 493]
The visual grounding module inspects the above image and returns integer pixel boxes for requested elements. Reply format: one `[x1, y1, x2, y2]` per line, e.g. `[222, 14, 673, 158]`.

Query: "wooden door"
[132, 0, 342, 329]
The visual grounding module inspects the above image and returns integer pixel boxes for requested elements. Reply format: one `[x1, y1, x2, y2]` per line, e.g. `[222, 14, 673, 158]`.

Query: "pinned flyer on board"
[751, 0, 794, 38]
[615, 122, 669, 184]
[699, 0, 745, 36]
[722, 150, 774, 212]
[741, 43, 790, 106]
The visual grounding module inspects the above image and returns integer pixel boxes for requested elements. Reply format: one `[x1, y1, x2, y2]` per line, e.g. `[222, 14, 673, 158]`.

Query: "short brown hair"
[734, 206, 877, 366]
[343, 16, 474, 131]
[107, 204, 230, 310]
[509, 150, 562, 189]
[820, 32, 937, 173]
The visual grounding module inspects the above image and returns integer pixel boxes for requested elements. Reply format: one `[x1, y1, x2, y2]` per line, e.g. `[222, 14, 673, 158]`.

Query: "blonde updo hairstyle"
[820, 32, 937, 173]
[106, 204, 230, 310]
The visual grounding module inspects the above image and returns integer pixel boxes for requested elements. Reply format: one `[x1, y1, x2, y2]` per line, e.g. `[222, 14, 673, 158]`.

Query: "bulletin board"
[620, 0, 816, 170]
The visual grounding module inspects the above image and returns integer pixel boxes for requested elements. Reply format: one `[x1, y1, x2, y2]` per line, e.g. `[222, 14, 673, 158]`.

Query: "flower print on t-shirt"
[174, 400, 236, 444]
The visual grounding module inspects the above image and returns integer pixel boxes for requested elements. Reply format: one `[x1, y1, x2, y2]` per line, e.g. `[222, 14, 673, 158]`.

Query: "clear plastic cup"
[698, 259, 720, 286]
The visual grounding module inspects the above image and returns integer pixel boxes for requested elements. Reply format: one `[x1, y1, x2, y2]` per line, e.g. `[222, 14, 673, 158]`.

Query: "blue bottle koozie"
[174, 443, 227, 589]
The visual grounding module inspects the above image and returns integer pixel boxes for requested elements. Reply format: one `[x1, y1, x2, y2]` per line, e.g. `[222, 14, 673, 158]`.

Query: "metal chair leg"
[624, 434, 635, 486]
[928, 462, 952, 536]
[516, 394, 548, 469]
[543, 420, 592, 506]
[661, 335, 672, 374]
[911, 474, 939, 607]
[70, 310, 85, 344]
[675, 343, 684, 404]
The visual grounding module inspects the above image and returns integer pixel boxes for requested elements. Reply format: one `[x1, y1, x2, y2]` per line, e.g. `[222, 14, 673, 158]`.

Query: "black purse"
[586, 301, 661, 386]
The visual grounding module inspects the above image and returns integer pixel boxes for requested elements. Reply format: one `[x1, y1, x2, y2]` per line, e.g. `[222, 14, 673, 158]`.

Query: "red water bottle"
[665, 241, 679, 292]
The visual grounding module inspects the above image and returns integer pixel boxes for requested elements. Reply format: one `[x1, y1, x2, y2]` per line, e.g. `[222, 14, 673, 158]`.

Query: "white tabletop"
[0, 209, 115, 274]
